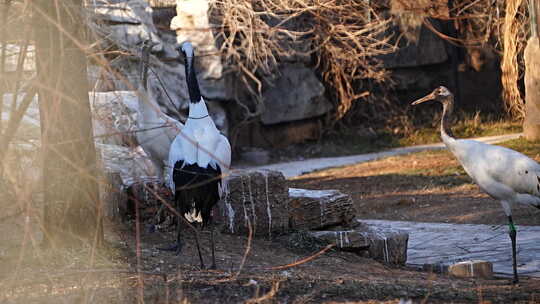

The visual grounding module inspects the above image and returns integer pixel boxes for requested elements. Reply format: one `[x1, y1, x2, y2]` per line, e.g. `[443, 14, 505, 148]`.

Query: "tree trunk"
[524, 0, 540, 140]
[33, 0, 103, 247]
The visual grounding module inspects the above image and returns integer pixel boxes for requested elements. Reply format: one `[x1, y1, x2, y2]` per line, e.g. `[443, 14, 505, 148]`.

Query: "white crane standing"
[164, 41, 231, 269]
[136, 40, 183, 180]
[411, 86, 540, 284]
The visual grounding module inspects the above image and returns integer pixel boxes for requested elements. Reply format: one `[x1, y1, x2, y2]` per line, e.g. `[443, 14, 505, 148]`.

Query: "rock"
[124, 177, 173, 222]
[309, 224, 409, 265]
[87, 0, 232, 138]
[100, 172, 128, 220]
[378, 23, 448, 69]
[88, 0, 230, 115]
[90, 91, 139, 145]
[206, 99, 229, 136]
[356, 224, 409, 265]
[309, 230, 370, 250]
[218, 170, 290, 237]
[261, 63, 332, 125]
[288, 188, 355, 230]
[89, 61, 230, 134]
[448, 260, 493, 279]
[97, 143, 157, 185]
[388, 68, 448, 91]
[148, 0, 176, 8]
[170, 0, 222, 79]
[3, 90, 170, 146]
[240, 148, 271, 166]
[236, 119, 322, 148]
[90, 0, 167, 56]
[421, 262, 449, 274]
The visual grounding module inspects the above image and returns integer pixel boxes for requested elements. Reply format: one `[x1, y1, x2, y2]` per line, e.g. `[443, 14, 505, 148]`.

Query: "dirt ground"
[2, 140, 540, 303]
[3, 219, 539, 304]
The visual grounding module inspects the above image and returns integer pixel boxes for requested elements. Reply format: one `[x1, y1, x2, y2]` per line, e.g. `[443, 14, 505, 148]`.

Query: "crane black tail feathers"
[172, 161, 222, 226]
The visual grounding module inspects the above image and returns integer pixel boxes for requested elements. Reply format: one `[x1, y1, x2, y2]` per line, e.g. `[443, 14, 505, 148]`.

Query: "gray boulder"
[261, 63, 332, 125]
[378, 24, 448, 69]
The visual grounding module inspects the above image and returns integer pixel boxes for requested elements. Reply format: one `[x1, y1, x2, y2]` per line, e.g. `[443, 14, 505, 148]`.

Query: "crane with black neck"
[163, 41, 231, 269]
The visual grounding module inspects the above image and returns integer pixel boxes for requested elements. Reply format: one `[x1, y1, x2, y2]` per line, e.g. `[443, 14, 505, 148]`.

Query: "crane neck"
[137, 88, 162, 122]
[183, 55, 210, 123]
[187, 97, 211, 122]
[440, 96, 455, 141]
[184, 56, 202, 104]
[137, 42, 162, 122]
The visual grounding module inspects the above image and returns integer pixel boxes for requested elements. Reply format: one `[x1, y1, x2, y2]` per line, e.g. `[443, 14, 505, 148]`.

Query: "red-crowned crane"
[164, 41, 231, 269]
[136, 40, 183, 180]
[411, 86, 540, 284]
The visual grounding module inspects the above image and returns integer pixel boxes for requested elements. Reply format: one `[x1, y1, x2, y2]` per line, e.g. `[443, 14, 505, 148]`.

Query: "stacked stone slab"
[356, 224, 409, 265]
[218, 170, 290, 237]
[217, 171, 359, 237]
[289, 188, 355, 230]
[308, 225, 409, 265]
[98, 167, 409, 265]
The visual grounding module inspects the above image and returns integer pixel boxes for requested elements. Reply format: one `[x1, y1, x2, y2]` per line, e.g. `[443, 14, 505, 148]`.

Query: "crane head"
[411, 86, 452, 106]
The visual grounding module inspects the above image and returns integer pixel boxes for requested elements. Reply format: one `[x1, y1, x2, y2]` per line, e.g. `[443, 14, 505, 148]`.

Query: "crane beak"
[411, 92, 436, 105]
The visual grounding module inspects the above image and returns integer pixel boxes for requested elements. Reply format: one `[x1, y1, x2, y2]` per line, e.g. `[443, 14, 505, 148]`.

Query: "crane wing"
[210, 134, 231, 197]
[162, 115, 183, 142]
[457, 140, 540, 196]
[167, 133, 189, 192]
[486, 147, 540, 196]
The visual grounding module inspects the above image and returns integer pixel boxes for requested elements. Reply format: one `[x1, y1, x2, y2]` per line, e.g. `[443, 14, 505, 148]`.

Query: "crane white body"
[443, 135, 540, 214]
[412, 86, 540, 284]
[167, 98, 231, 201]
[136, 87, 183, 180]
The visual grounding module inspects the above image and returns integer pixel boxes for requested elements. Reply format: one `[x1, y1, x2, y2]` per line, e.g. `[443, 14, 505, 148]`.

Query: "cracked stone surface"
[359, 219, 540, 278]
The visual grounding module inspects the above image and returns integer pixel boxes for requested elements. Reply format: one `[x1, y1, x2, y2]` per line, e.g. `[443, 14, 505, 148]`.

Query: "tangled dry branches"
[210, 0, 396, 120]
[211, 0, 532, 122]
[393, 0, 530, 118]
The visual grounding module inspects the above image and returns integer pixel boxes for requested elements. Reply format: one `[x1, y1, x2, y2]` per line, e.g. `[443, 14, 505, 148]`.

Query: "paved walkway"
[251, 133, 522, 178]
[360, 219, 540, 278]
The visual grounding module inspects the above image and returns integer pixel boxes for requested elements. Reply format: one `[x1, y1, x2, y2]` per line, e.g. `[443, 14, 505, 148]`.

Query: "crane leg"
[508, 216, 519, 284]
[210, 218, 216, 270]
[175, 216, 183, 255]
[193, 229, 205, 269]
[157, 215, 183, 253]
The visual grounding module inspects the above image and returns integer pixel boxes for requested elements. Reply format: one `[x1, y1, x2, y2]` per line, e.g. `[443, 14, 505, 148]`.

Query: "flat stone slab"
[448, 260, 493, 279]
[309, 227, 409, 265]
[359, 219, 540, 278]
[289, 188, 355, 230]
